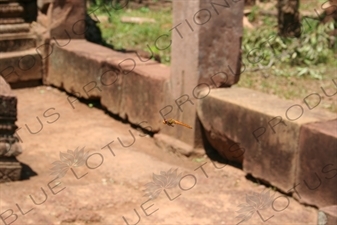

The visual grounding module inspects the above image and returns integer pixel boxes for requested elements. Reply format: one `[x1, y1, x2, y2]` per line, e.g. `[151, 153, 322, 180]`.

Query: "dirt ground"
[0, 85, 319, 225]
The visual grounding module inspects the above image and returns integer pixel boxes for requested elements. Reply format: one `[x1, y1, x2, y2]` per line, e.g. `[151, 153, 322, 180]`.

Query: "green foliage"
[242, 19, 336, 80]
[247, 5, 259, 22]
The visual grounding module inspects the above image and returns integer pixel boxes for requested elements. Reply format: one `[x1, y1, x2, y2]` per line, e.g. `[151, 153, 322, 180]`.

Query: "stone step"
[0, 2, 24, 18]
[0, 32, 36, 52]
[0, 17, 25, 24]
[0, 23, 30, 34]
[0, 48, 43, 84]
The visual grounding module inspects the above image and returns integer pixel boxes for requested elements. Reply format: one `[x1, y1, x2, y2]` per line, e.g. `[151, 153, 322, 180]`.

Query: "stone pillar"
[156, 0, 244, 154]
[0, 76, 23, 183]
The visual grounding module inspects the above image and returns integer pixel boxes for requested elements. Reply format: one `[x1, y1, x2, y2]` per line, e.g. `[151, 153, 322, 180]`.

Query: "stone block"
[0, 157, 22, 183]
[0, 48, 43, 84]
[0, 33, 36, 52]
[49, 0, 86, 39]
[46, 40, 108, 98]
[46, 40, 155, 99]
[99, 54, 159, 120]
[118, 63, 170, 130]
[46, 39, 166, 130]
[196, 87, 337, 192]
[295, 120, 337, 208]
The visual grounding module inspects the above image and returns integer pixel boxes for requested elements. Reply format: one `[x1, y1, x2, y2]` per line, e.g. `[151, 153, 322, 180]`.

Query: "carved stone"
[0, 76, 22, 182]
[0, 157, 22, 183]
[0, 0, 38, 53]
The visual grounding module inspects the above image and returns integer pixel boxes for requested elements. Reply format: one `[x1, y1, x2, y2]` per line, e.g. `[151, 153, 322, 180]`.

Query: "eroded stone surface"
[0, 48, 43, 84]
[296, 120, 337, 208]
[118, 63, 170, 130]
[49, 0, 86, 39]
[196, 87, 337, 192]
[46, 40, 167, 131]
[0, 76, 22, 162]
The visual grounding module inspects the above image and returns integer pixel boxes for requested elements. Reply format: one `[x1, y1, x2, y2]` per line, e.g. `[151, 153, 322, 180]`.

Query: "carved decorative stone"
[0, 0, 44, 85]
[0, 76, 22, 182]
[0, 0, 38, 52]
[0, 137, 22, 157]
[0, 157, 22, 183]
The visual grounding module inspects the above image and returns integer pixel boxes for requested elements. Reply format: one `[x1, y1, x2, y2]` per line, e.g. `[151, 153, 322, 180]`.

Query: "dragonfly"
[162, 118, 192, 129]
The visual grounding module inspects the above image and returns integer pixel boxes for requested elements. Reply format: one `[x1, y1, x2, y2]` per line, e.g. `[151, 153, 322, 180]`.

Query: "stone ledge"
[0, 48, 43, 84]
[196, 87, 337, 194]
[46, 39, 169, 131]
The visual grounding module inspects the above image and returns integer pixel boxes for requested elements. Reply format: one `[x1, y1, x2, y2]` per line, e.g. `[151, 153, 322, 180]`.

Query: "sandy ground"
[0, 86, 319, 225]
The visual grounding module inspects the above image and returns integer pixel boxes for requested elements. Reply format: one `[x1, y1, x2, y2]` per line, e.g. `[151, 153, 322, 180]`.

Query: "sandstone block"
[46, 39, 166, 131]
[50, 0, 86, 39]
[0, 48, 43, 84]
[295, 120, 337, 208]
[196, 87, 337, 192]
[118, 63, 170, 130]
[0, 33, 36, 52]
[46, 40, 156, 98]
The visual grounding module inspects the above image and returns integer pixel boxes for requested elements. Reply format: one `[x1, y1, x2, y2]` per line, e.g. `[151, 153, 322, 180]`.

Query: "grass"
[88, 1, 337, 114]
[89, 4, 172, 64]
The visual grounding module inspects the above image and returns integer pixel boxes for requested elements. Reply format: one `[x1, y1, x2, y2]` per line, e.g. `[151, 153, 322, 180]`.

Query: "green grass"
[89, 4, 172, 64]
[89, 3, 337, 113]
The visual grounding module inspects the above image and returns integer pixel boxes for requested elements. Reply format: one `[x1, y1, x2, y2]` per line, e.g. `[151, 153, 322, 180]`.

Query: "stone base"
[0, 48, 43, 84]
[0, 157, 22, 183]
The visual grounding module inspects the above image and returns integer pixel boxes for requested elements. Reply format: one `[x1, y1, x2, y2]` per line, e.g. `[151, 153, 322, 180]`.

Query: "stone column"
[0, 76, 23, 183]
[156, 0, 244, 155]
